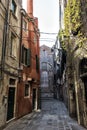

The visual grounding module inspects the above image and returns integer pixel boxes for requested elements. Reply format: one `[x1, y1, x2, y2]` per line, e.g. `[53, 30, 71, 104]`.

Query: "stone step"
[41, 97, 54, 100]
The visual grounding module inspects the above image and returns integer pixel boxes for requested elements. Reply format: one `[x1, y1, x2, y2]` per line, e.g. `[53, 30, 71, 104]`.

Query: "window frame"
[21, 46, 31, 66]
[24, 84, 30, 97]
[36, 55, 39, 72]
[23, 47, 27, 65]
[9, 78, 16, 85]
[10, 32, 17, 58]
[11, 0, 17, 14]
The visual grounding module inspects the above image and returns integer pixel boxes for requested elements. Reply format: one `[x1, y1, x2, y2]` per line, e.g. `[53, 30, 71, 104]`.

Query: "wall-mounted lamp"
[18, 67, 23, 82]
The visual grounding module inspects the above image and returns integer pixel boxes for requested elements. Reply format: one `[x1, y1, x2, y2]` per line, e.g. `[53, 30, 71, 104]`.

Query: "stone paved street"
[3, 99, 87, 130]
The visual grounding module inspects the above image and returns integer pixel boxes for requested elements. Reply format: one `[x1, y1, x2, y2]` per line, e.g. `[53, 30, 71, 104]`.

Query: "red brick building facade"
[17, 0, 40, 118]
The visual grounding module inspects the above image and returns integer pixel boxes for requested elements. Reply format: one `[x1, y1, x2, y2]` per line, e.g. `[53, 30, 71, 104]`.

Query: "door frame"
[32, 88, 37, 110]
[6, 78, 17, 122]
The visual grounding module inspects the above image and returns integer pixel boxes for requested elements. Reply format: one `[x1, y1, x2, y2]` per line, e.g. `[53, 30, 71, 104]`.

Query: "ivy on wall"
[65, 0, 81, 35]
[59, 0, 87, 51]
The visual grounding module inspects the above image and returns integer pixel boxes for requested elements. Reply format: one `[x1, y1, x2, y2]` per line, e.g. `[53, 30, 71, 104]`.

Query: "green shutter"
[36, 55, 39, 72]
[27, 48, 31, 67]
[25, 48, 27, 65]
[21, 45, 24, 63]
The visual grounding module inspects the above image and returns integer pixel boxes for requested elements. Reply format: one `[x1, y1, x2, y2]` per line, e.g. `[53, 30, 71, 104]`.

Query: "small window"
[10, 33, 17, 57]
[11, 0, 16, 14]
[82, 77, 87, 104]
[25, 84, 30, 97]
[80, 58, 87, 74]
[24, 48, 27, 65]
[36, 55, 39, 72]
[21, 46, 31, 66]
[21, 46, 27, 65]
[9, 78, 15, 85]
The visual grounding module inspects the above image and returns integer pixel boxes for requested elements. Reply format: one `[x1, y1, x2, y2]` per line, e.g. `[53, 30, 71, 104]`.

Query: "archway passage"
[80, 58, 87, 75]
[80, 58, 87, 104]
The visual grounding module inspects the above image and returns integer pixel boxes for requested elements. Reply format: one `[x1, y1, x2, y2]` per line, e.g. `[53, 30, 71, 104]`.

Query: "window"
[11, 0, 16, 14]
[9, 78, 15, 85]
[21, 46, 31, 66]
[82, 77, 87, 104]
[24, 48, 27, 65]
[36, 55, 39, 72]
[10, 33, 17, 57]
[23, 20, 27, 31]
[25, 84, 30, 97]
[80, 58, 87, 75]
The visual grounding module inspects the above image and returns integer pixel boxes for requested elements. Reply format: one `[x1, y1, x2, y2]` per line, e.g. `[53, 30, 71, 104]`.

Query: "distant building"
[40, 45, 54, 98]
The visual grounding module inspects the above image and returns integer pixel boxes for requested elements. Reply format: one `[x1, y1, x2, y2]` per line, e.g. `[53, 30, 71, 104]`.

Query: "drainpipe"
[1, 0, 9, 79]
[18, 9, 23, 82]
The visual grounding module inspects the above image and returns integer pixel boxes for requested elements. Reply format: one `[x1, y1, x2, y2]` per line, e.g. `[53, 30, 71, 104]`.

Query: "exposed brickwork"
[16, 0, 40, 118]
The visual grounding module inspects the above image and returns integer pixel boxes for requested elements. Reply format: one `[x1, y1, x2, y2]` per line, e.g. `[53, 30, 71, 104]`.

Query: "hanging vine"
[64, 0, 81, 35]
[59, 0, 87, 51]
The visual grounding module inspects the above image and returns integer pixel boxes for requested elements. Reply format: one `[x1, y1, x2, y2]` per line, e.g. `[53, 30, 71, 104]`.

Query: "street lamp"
[18, 67, 23, 82]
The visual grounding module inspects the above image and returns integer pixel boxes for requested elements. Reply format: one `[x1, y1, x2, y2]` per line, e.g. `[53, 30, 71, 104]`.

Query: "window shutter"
[36, 55, 39, 72]
[27, 48, 31, 67]
[21, 45, 24, 63]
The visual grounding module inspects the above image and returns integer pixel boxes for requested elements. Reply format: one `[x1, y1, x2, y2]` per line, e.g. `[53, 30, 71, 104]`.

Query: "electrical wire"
[22, 38, 55, 42]
[9, 24, 58, 35]
[0, 14, 58, 43]
[22, 36, 56, 41]
[40, 32, 58, 35]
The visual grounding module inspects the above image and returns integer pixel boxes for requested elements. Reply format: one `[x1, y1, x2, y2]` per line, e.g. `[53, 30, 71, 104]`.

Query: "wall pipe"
[1, 0, 9, 79]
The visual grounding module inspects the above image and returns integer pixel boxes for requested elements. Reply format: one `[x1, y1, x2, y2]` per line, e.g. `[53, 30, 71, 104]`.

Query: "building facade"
[40, 45, 54, 99]
[17, 0, 40, 118]
[59, 0, 87, 128]
[51, 36, 66, 100]
[0, 0, 40, 127]
[0, 0, 22, 127]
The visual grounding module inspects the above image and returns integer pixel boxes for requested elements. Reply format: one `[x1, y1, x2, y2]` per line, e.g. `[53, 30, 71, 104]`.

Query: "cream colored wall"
[0, 0, 21, 127]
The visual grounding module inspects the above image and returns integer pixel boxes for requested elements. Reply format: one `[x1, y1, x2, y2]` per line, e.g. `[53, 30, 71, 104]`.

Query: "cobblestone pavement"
[3, 99, 87, 130]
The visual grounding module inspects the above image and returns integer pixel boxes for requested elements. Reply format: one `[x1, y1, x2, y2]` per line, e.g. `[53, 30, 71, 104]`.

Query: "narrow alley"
[1, 0, 87, 129]
[3, 99, 86, 130]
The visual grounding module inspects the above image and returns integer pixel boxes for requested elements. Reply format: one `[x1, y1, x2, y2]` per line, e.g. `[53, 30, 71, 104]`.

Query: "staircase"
[41, 87, 54, 100]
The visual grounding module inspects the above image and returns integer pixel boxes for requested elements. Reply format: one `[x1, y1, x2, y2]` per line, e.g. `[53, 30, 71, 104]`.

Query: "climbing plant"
[59, 0, 87, 51]
[64, 0, 81, 35]
[58, 29, 67, 50]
